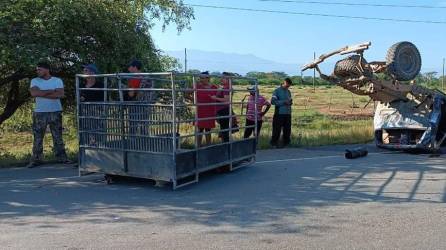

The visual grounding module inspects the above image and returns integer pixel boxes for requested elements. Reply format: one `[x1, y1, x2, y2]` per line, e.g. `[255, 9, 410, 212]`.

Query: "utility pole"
[313, 52, 316, 92]
[300, 70, 303, 85]
[184, 48, 188, 73]
[443, 58, 445, 91]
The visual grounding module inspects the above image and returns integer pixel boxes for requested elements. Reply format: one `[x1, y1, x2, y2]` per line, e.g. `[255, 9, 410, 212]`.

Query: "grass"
[0, 85, 374, 167]
[0, 109, 78, 168]
[230, 85, 374, 149]
[254, 111, 373, 149]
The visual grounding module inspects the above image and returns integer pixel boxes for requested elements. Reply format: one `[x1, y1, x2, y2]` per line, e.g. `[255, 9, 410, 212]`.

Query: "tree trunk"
[0, 82, 29, 126]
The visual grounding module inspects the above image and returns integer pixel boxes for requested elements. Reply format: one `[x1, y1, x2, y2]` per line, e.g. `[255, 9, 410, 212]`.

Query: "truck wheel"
[334, 55, 369, 78]
[386, 41, 421, 81]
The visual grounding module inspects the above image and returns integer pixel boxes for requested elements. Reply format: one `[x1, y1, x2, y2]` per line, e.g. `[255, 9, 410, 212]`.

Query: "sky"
[151, 0, 446, 75]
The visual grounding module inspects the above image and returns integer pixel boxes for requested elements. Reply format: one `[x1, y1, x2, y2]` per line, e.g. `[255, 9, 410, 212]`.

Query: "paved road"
[1, 145, 445, 249]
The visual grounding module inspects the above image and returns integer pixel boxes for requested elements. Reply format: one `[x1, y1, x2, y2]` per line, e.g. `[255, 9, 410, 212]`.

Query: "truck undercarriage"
[302, 41, 446, 152]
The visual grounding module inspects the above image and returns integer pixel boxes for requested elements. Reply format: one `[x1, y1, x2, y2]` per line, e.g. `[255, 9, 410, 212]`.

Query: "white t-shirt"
[30, 77, 63, 112]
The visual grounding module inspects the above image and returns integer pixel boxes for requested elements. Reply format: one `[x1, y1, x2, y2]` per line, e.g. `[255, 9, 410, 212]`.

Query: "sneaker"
[58, 159, 75, 165]
[26, 161, 42, 168]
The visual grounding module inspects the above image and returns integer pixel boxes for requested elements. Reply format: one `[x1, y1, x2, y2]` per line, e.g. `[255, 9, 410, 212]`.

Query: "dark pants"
[270, 114, 291, 146]
[244, 119, 263, 138]
[31, 112, 67, 162]
[217, 107, 230, 142]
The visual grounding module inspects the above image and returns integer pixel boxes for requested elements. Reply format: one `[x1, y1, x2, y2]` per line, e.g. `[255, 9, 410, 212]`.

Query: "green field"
[0, 85, 375, 167]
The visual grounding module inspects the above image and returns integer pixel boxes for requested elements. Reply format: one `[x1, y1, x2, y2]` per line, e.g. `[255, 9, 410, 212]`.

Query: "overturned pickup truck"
[302, 41, 446, 152]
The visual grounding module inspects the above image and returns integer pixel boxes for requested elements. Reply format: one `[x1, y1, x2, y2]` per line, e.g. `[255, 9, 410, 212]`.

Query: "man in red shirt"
[211, 72, 232, 142]
[127, 59, 143, 100]
[127, 59, 145, 134]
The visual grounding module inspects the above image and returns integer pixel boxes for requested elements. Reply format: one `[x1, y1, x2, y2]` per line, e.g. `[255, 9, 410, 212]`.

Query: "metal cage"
[76, 72, 259, 189]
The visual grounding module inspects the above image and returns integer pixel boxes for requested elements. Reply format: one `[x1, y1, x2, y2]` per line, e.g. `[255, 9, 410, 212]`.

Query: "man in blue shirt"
[270, 78, 293, 147]
[27, 62, 72, 168]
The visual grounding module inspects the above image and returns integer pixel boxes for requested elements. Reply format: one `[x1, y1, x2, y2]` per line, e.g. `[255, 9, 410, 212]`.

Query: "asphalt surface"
[1, 145, 445, 250]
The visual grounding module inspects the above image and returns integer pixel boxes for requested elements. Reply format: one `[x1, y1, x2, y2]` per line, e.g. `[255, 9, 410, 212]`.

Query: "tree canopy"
[0, 0, 193, 125]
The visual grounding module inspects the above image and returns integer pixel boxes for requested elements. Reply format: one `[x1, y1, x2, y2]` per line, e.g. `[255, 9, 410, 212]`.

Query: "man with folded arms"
[27, 61, 72, 168]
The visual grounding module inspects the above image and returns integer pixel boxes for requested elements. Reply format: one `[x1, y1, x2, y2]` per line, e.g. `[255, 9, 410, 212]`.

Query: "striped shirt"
[246, 95, 269, 121]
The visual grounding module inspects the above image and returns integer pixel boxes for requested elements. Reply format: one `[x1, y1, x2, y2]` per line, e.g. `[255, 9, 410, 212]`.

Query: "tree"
[268, 71, 288, 79]
[187, 69, 201, 74]
[246, 71, 267, 79]
[159, 53, 182, 72]
[423, 72, 438, 84]
[0, 0, 193, 125]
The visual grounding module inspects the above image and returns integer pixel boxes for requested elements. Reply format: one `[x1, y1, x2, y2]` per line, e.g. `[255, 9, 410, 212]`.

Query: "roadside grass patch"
[0, 86, 374, 167]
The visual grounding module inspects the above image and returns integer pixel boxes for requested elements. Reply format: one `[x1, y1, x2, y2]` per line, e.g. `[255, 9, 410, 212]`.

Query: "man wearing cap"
[270, 78, 293, 147]
[27, 61, 72, 168]
[80, 64, 104, 146]
[127, 59, 155, 134]
[80, 64, 104, 102]
[244, 86, 271, 139]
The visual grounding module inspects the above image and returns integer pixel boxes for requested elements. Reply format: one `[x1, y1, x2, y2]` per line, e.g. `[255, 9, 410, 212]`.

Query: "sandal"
[59, 159, 75, 165]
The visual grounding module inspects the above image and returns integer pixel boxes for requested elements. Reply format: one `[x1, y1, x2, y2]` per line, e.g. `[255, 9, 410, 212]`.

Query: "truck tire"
[386, 41, 421, 81]
[334, 55, 368, 78]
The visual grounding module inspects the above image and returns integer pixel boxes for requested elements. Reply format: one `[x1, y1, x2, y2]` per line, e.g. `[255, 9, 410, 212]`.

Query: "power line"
[188, 4, 446, 24]
[187, 59, 290, 65]
[257, 0, 446, 9]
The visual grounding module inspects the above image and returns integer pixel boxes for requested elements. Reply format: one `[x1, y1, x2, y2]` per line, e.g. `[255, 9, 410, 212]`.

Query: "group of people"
[79, 59, 153, 103]
[192, 72, 294, 148]
[26, 61, 294, 167]
[27, 60, 146, 168]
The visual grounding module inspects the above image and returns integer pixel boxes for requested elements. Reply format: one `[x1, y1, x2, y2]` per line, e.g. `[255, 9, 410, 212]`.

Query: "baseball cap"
[37, 61, 50, 70]
[247, 85, 256, 92]
[82, 64, 99, 74]
[200, 71, 210, 78]
[128, 59, 142, 70]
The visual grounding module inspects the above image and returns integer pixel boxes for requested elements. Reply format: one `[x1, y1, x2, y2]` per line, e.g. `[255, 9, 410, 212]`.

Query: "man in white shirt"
[27, 62, 72, 168]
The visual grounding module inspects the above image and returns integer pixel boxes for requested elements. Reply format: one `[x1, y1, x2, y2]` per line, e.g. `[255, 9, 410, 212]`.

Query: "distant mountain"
[165, 49, 442, 77]
[166, 49, 303, 76]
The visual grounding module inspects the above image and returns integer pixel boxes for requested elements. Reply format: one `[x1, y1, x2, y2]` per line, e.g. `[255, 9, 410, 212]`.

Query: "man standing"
[127, 59, 143, 100]
[127, 60, 155, 103]
[211, 72, 232, 142]
[80, 64, 104, 102]
[270, 78, 293, 147]
[27, 62, 72, 168]
[126, 59, 154, 135]
[244, 86, 271, 139]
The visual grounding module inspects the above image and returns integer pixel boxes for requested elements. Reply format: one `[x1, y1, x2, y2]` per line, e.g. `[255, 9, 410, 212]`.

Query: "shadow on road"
[1, 146, 445, 233]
